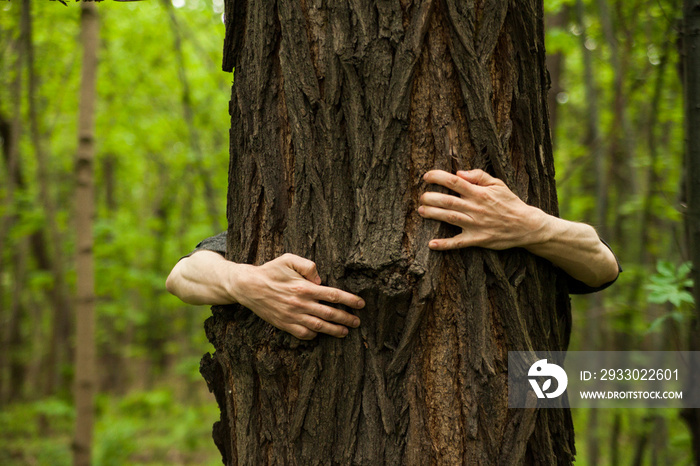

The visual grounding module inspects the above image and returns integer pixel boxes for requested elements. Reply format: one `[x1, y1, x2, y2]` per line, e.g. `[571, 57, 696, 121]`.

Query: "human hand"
[418, 169, 549, 251]
[231, 253, 366, 340]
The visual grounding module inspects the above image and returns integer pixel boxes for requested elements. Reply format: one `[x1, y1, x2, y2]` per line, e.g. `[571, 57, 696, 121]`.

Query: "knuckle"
[327, 289, 340, 303]
[322, 306, 336, 321]
[288, 284, 307, 296]
[296, 328, 316, 340]
[446, 212, 461, 224]
[446, 196, 460, 209]
[285, 297, 304, 310]
[312, 319, 324, 331]
[475, 190, 490, 202]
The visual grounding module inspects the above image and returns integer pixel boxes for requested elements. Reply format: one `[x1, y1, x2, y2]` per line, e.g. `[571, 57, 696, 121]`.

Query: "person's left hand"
[418, 169, 549, 250]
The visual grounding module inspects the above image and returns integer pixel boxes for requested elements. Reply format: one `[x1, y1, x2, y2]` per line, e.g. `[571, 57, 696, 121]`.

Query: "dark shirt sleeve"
[564, 239, 622, 294]
[181, 231, 227, 260]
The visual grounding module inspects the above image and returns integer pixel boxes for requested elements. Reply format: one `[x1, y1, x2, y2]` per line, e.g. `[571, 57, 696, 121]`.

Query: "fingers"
[428, 236, 470, 250]
[259, 253, 367, 340]
[284, 253, 322, 285]
[456, 169, 501, 187]
[418, 205, 473, 228]
[311, 284, 366, 309]
[290, 284, 365, 339]
[420, 191, 471, 212]
[423, 170, 477, 197]
[281, 303, 358, 340]
[306, 302, 361, 328]
[286, 324, 318, 341]
[299, 314, 352, 338]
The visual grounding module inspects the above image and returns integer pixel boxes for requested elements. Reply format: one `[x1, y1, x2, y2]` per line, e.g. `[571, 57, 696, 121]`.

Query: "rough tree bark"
[201, 1, 575, 464]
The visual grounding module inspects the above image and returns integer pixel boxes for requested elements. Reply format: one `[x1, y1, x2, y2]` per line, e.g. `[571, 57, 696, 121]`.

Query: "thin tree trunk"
[681, 0, 700, 463]
[545, 6, 569, 147]
[202, 1, 574, 464]
[586, 409, 600, 465]
[650, 415, 667, 466]
[72, 2, 99, 465]
[576, 0, 606, 238]
[629, 39, 670, 351]
[596, 0, 635, 245]
[610, 411, 622, 466]
[0, 109, 10, 405]
[630, 415, 650, 466]
[575, 0, 607, 357]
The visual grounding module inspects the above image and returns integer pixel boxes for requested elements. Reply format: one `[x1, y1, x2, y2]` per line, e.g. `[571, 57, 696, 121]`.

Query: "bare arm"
[166, 250, 366, 340]
[418, 169, 619, 288]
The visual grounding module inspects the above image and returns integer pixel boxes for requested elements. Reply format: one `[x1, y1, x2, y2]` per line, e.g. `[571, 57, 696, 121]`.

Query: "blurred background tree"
[0, 0, 693, 464]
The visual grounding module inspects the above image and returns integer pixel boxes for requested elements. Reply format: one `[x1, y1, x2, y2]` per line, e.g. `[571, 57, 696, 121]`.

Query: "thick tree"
[201, 0, 575, 464]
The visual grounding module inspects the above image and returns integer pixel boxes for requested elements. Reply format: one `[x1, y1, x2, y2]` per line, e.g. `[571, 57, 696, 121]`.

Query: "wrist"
[522, 206, 556, 250]
[225, 262, 255, 305]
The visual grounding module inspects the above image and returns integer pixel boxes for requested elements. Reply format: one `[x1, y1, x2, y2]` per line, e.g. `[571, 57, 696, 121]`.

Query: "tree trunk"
[73, 2, 99, 465]
[202, 1, 574, 464]
[545, 6, 569, 147]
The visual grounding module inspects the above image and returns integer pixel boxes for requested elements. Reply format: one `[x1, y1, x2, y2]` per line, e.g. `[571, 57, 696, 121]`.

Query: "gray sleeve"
[181, 231, 227, 260]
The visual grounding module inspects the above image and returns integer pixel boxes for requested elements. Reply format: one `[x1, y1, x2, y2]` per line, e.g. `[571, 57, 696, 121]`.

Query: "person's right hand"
[231, 253, 366, 340]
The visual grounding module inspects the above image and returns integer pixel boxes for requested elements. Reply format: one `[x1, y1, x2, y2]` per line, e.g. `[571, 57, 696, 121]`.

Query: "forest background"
[0, 0, 694, 464]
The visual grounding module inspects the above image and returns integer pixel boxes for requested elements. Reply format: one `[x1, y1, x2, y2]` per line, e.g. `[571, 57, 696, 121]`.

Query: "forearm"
[166, 250, 245, 305]
[524, 209, 619, 288]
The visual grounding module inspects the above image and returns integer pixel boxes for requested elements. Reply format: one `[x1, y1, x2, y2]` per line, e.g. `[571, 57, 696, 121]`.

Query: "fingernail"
[418, 206, 424, 215]
[342, 327, 349, 336]
[429, 241, 438, 248]
[357, 298, 365, 308]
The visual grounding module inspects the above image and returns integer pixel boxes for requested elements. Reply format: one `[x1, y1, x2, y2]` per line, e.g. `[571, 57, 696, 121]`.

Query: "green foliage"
[0, 398, 74, 466]
[94, 388, 220, 466]
[0, 389, 219, 466]
[572, 408, 693, 465]
[645, 261, 694, 333]
[0, 0, 226, 462]
[646, 261, 694, 308]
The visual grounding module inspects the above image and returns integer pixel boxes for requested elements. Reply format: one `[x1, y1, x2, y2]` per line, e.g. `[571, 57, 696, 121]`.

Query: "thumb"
[456, 169, 499, 187]
[285, 254, 322, 284]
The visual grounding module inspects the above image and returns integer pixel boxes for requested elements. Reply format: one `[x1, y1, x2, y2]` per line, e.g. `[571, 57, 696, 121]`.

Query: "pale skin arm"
[418, 169, 620, 288]
[166, 250, 365, 340]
